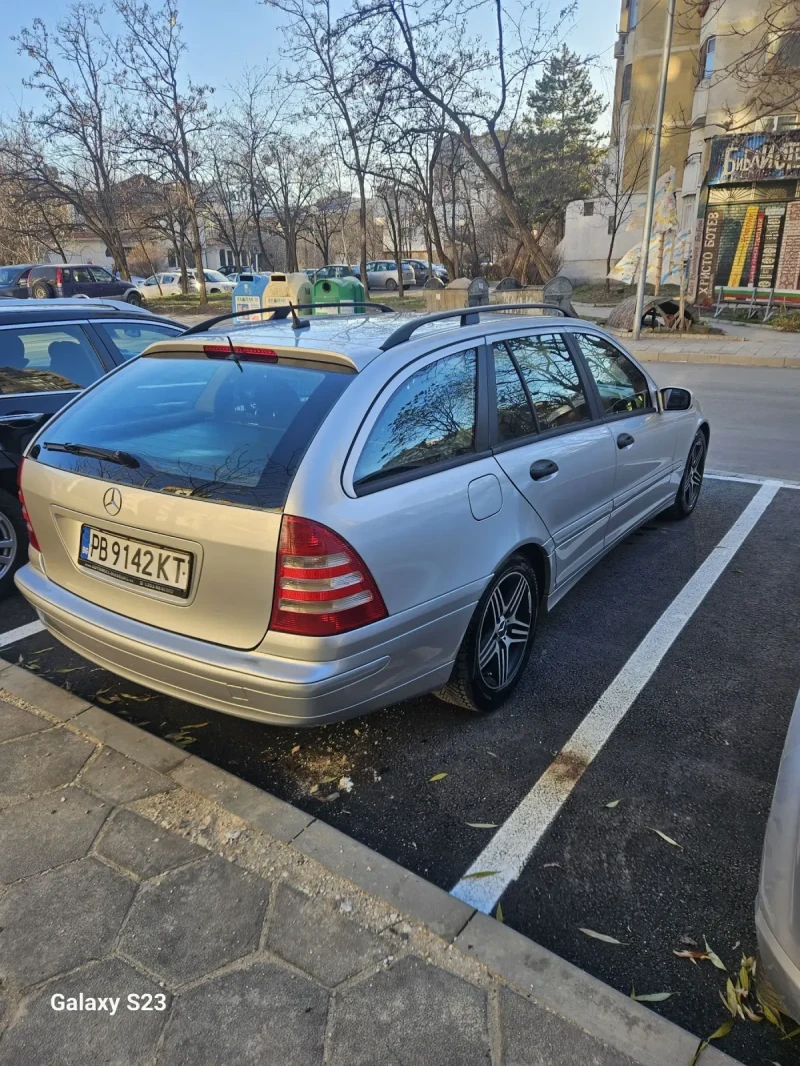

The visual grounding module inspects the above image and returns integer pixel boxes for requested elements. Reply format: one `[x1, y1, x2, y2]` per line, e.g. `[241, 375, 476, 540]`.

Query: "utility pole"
[632, 0, 677, 340]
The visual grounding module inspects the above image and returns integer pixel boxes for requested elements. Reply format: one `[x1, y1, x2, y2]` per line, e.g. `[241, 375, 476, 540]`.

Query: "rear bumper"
[15, 564, 467, 727]
[755, 899, 800, 1021]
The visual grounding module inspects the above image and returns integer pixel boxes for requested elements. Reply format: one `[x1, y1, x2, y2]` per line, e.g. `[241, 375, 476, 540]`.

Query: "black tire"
[31, 281, 52, 299]
[436, 555, 539, 712]
[384, 277, 398, 291]
[665, 430, 707, 520]
[126, 290, 143, 306]
[0, 490, 27, 600]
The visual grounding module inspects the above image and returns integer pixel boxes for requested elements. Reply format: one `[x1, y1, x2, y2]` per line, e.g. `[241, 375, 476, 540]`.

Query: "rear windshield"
[32, 354, 352, 510]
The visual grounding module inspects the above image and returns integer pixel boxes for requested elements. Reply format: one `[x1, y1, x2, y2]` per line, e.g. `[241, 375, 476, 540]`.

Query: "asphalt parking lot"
[3, 471, 799, 1064]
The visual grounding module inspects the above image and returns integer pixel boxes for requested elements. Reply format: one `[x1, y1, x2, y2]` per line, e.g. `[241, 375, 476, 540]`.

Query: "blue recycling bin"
[232, 272, 271, 320]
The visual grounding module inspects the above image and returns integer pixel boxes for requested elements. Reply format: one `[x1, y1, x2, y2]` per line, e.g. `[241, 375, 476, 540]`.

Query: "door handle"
[0, 412, 46, 424]
[617, 432, 635, 449]
[529, 459, 559, 481]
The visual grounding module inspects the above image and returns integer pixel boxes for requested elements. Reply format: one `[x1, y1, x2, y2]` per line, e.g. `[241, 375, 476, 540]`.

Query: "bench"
[712, 286, 800, 321]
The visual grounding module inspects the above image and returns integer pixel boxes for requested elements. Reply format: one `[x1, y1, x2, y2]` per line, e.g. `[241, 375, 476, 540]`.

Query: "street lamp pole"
[632, 0, 677, 340]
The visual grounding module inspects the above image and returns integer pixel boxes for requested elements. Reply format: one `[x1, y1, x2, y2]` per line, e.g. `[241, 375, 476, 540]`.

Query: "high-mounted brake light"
[203, 344, 278, 362]
[17, 458, 40, 552]
[270, 516, 387, 636]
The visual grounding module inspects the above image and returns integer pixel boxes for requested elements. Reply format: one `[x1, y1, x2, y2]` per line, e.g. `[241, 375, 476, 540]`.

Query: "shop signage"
[707, 130, 800, 185]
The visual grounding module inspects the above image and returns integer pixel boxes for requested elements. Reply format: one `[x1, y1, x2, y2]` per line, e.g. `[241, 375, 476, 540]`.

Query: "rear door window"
[95, 322, 183, 361]
[507, 333, 592, 430]
[354, 348, 477, 489]
[33, 355, 352, 510]
[0, 324, 107, 394]
[492, 343, 536, 442]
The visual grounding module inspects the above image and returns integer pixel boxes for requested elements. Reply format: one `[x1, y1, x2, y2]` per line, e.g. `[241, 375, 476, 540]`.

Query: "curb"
[633, 351, 800, 368]
[0, 659, 741, 1066]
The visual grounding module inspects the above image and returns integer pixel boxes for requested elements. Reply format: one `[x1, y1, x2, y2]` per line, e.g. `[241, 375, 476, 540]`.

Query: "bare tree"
[259, 135, 322, 271]
[10, 4, 132, 276]
[113, 0, 213, 301]
[262, 0, 393, 293]
[354, 0, 578, 280]
[227, 67, 292, 271]
[206, 135, 251, 270]
[375, 103, 455, 275]
[592, 109, 651, 291]
[0, 162, 71, 263]
[309, 185, 353, 265]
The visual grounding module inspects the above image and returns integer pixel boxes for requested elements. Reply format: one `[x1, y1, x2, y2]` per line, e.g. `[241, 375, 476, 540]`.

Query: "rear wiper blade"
[43, 441, 140, 468]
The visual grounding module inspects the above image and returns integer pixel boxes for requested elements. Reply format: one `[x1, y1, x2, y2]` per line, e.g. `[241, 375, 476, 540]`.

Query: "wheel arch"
[496, 540, 552, 604]
[699, 420, 710, 445]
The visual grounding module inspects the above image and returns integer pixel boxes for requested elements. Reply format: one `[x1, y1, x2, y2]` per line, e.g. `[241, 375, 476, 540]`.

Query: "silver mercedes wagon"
[15, 304, 709, 726]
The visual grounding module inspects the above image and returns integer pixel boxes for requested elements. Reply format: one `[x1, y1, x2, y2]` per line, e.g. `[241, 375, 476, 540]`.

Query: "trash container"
[261, 272, 313, 317]
[232, 272, 270, 320]
[311, 275, 366, 314]
[467, 277, 490, 307]
[542, 275, 576, 315]
[422, 275, 446, 312]
[429, 277, 490, 311]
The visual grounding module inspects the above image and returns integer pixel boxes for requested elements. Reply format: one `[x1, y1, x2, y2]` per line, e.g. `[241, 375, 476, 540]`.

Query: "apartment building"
[559, 0, 800, 302]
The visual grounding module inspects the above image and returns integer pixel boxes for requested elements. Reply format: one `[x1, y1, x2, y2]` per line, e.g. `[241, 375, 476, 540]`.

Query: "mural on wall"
[693, 132, 800, 303]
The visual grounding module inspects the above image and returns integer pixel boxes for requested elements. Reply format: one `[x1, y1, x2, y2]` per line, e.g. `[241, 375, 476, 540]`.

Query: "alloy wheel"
[476, 569, 533, 691]
[0, 512, 18, 581]
[683, 436, 705, 510]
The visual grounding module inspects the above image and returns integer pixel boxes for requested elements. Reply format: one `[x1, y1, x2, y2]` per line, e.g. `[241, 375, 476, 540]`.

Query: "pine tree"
[515, 46, 606, 244]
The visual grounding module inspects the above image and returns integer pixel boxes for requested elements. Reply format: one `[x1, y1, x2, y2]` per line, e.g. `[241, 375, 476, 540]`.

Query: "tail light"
[55, 267, 63, 287]
[17, 459, 40, 552]
[270, 515, 387, 636]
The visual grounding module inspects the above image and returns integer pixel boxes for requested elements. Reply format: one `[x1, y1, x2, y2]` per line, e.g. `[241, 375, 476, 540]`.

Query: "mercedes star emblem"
[103, 487, 122, 516]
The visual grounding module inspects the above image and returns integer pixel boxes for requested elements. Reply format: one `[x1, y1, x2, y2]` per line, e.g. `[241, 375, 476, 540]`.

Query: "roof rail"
[378, 303, 572, 351]
[182, 302, 395, 336]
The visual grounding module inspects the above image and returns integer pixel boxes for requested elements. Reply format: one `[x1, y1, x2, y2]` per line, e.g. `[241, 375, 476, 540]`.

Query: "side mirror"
[660, 387, 692, 412]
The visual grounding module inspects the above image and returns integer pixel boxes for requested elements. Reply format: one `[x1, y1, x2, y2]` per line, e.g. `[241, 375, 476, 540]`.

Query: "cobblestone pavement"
[0, 676, 739, 1066]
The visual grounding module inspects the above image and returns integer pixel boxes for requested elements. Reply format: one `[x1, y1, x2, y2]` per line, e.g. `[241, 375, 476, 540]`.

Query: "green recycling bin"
[312, 275, 366, 314]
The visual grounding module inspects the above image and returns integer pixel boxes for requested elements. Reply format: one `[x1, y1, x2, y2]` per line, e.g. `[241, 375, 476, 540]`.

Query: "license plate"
[79, 526, 193, 598]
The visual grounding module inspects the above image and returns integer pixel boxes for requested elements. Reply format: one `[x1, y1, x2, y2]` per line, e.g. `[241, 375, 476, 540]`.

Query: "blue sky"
[1, 0, 617, 117]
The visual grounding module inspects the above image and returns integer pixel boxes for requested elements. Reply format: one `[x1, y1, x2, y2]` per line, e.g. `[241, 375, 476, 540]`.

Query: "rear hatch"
[24, 345, 352, 649]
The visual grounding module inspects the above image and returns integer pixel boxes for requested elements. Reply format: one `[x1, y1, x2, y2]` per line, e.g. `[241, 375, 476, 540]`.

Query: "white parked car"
[137, 269, 235, 300]
[190, 269, 236, 294]
[137, 272, 199, 299]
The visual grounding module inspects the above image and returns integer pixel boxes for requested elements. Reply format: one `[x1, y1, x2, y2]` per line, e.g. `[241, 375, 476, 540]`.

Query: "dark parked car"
[0, 265, 36, 299]
[10, 264, 144, 305]
[314, 265, 356, 280]
[0, 298, 184, 597]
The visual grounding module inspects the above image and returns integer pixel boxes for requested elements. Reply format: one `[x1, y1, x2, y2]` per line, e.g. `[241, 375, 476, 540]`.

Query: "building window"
[621, 64, 632, 103]
[773, 114, 800, 132]
[698, 36, 715, 82]
[776, 31, 800, 69]
[628, 0, 638, 29]
[583, 201, 595, 216]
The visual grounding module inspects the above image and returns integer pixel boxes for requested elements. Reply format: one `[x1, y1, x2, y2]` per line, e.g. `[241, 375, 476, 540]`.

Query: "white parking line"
[707, 470, 800, 490]
[0, 620, 45, 648]
[452, 479, 782, 913]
